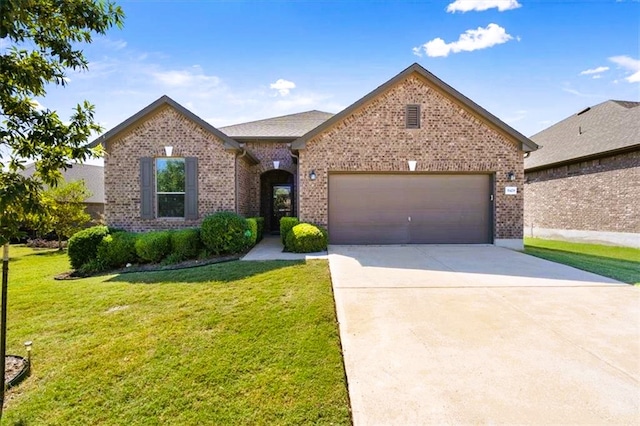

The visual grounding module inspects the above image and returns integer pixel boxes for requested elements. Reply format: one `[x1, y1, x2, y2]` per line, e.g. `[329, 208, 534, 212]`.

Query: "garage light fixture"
[273, 160, 280, 169]
[164, 146, 173, 157]
[507, 171, 515, 181]
[408, 160, 417, 172]
[309, 170, 317, 180]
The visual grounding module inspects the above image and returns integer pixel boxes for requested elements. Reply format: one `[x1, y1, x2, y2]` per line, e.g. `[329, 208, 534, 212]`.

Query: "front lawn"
[524, 238, 640, 285]
[2, 246, 350, 425]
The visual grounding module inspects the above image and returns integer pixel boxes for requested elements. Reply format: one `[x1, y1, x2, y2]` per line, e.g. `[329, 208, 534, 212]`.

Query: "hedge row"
[68, 212, 265, 273]
[280, 217, 328, 253]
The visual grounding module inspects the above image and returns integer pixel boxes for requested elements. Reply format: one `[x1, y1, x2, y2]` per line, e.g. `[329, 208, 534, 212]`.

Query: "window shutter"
[406, 104, 420, 129]
[140, 157, 154, 219]
[185, 157, 198, 220]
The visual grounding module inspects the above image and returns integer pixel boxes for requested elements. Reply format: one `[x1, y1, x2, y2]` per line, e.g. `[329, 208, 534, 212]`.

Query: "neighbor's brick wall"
[524, 150, 640, 233]
[299, 74, 525, 239]
[105, 106, 236, 232]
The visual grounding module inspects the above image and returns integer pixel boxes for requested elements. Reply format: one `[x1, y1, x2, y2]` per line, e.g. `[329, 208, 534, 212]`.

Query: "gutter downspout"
[288, 143, 300, 218]
[235, 145, 247, 214]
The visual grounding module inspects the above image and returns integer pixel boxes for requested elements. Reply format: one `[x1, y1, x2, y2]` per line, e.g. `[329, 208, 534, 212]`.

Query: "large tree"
[0, 0, 124, 242]
[0, 0, 124, 416]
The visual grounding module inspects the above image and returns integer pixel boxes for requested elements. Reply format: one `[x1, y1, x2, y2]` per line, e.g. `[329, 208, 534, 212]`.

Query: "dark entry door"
[271, 184, 292, 231]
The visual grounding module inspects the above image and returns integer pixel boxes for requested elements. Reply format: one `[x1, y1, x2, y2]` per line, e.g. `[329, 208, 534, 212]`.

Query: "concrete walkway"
[241, 235, 328, 261]
[329, 245, 640, 425]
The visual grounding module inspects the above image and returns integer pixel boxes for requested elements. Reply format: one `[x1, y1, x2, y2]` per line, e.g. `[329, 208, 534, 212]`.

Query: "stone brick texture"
[298, 74, 525, 240]
[524, 150, 640, 233]
[105, 106, 237, 231]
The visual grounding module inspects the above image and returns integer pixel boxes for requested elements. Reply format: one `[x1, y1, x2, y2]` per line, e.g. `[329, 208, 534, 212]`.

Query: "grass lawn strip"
[524, 238, 640, 285]
[3, 246, 350, 425]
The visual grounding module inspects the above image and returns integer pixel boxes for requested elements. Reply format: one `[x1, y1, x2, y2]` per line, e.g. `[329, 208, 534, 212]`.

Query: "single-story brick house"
[524, 100, 640, 248]
[20, 163, 105, 222]
[92, 63, 538, 249]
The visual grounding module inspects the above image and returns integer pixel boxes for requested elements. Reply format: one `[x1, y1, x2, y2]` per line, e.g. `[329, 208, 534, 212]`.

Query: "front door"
[271, 184, 292, 232]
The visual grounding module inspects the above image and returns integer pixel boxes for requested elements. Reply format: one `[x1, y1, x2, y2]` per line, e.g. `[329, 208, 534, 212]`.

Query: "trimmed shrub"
[247, 216, 264, 243]
[67, 225, 109, 270]
[97, 232, 138, 269]
[201, 211, 250, 255]
[246, 218, 259, 247]
[171, 228, 201, 261]
[280, 217, 299, 245]
[135, 231, 172, 263]
[285, 223, 328, 253]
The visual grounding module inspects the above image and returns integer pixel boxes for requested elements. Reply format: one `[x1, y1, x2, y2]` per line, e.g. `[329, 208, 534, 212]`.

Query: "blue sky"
[13, 0, 640, 158]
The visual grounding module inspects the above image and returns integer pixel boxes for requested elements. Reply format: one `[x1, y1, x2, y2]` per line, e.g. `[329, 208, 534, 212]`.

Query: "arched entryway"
[260, 169, 295, 233]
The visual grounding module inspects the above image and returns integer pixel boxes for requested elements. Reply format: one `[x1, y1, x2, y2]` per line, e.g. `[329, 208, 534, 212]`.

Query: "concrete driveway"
[329, 245, 640, 425]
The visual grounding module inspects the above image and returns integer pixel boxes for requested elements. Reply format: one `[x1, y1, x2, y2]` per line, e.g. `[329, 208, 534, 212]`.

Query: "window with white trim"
[156, 158, 186, 217]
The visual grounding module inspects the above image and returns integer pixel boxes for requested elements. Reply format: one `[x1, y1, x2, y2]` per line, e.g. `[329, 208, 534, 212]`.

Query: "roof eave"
[292, 63, 539, 152]
[524, 143, 640, 172]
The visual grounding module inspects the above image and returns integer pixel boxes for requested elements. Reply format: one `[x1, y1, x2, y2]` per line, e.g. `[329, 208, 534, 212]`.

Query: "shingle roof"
[220, 110, 334, 138]
[21, 163, 105, 204]
[525, 100, 640, 170]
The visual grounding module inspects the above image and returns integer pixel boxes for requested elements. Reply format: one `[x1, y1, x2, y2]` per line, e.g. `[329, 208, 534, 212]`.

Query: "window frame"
[155, 157, 187, 219]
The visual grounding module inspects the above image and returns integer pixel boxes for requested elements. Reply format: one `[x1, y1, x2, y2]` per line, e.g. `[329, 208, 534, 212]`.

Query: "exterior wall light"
[164, 146, 173, 157]
[408, 160, 417, 172]
[309, 170, 317, 181]
[273, 160, 280, 169]
[507, 171, 516, 181]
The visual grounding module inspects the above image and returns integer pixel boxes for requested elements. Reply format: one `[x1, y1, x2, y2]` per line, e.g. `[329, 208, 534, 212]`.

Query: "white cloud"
[562, 87, 596, 98]
[592, 75, 602, 79]
[579, 66, 609, 75]
[152, 66, 221, 88]
[446, 0, 521, 13]
[414, 23, 513, 57]
[270, 79, 296, 96]
[609, 55, 640, 83]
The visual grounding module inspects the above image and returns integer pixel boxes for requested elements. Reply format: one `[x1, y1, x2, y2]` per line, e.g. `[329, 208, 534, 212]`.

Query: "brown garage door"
[328, 174, 492, 244]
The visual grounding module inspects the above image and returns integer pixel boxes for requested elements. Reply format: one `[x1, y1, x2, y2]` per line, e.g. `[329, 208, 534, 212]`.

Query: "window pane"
[158, 194, 185, 218]
[157, 159, 185, 192]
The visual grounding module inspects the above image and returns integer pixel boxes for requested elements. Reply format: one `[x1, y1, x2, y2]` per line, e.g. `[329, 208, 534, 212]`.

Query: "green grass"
[2, 246, 350, 425]
[524, 238, 640, 285]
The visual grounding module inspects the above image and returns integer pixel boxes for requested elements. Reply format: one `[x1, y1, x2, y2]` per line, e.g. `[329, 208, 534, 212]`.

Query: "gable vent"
[406, 104, 421, 129]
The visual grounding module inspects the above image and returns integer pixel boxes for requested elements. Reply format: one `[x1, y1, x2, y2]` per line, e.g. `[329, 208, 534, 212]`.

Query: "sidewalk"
[241, 235, 328, 261]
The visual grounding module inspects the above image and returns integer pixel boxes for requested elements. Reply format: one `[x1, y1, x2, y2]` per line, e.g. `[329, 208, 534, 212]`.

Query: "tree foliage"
[29, 178, 92, 248]
[0, 0, 124, 244]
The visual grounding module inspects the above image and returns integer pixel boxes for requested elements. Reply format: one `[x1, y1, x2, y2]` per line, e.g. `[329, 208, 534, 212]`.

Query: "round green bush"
[201, 212, 249, 255]
[285, 223, 328, 253]
[170, 228, 201, 261]
[135, 231, 172, 263]
[280, 217, 299, 245]
[97, 232, 138, 268]
[67, 225, 109, 270]
[246, 218, 258, 247]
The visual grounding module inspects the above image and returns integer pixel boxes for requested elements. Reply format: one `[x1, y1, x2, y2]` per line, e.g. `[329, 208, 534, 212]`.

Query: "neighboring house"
[20, 163, 105, 221]
[91, 63, 538, 249]
[524, 100, 640, 248]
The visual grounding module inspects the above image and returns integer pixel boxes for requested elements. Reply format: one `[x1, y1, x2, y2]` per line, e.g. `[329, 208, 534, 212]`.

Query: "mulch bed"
[54, 254, 242, 280]
[4, 355, 29, 388]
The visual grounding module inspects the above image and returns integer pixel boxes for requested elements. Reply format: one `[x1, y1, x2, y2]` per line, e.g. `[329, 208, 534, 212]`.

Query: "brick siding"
[105, 106, 237, 231]
[524, 150, 640, 233]
[298, 74, 525, 239]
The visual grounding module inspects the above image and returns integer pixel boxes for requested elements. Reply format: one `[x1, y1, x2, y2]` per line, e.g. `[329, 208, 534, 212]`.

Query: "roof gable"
[291, 63, 538, 152]
[525, 100, 640, 170]
[88, 95, 258, 164]
[220, 110, 334, 139]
